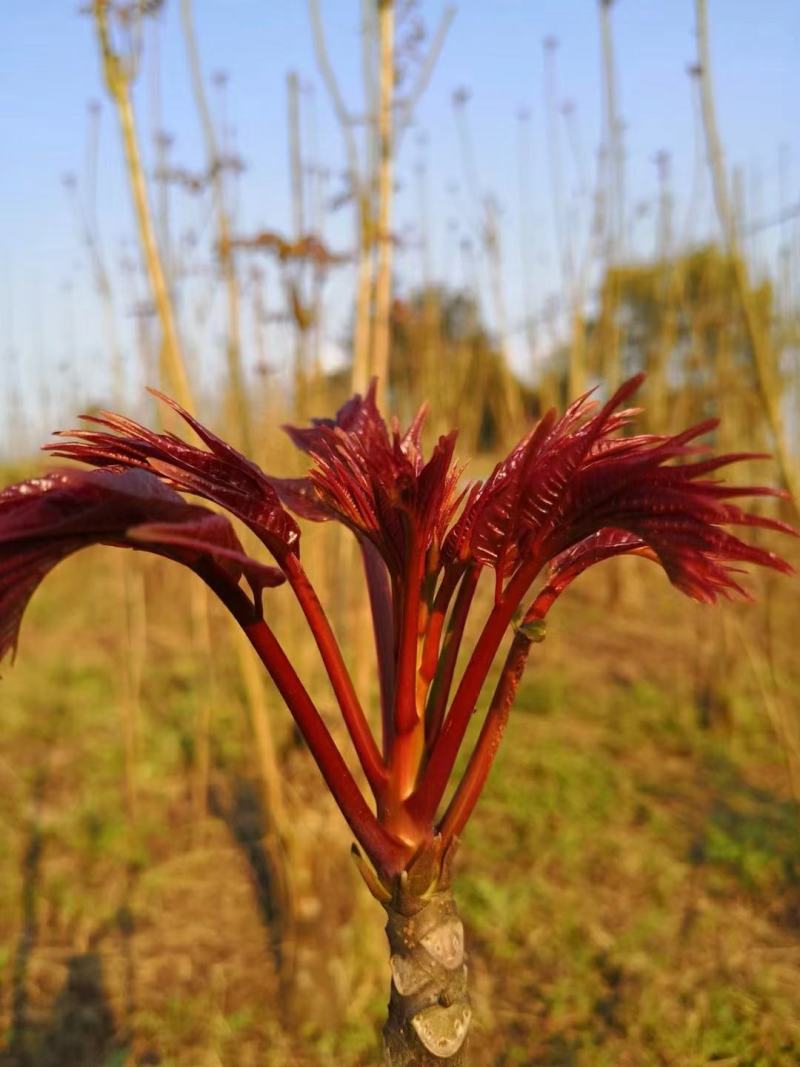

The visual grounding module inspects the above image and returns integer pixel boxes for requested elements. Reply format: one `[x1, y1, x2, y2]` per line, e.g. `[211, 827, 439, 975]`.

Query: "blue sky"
[1, 1, 798, 450]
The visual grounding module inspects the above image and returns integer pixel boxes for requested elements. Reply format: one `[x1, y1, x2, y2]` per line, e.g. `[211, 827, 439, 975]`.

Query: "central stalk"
[383, 878, 471, 1065]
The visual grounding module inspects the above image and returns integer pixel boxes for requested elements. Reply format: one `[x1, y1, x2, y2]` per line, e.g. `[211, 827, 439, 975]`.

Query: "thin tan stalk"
[568, 311, 587, 401]
[516, 109, 539, 389]
[452, 92, 521, 431]
[645, 153, 680, 431]
[694, 0, 799, 507]
[117, 557, 147, 823]
[287, 71, 309, 412]
[69, 95, 148, 828]
[307, 0, 373, 391]
[415, 146, 442, 418]
[395, 7, 456, 146]
[733, 618, 800, 803]
[148, 17, 172, 270]
[68, 105, 126, 401]
[179, 14, 294, 840]
[240, 638, 296, 994]
[310, 0, 452, 399]
[361, 0, 379, 181]
[372, 0, 396, 410]
[180, 0, 251, 450]
[308, 0, 360, 179]
[190, 577, 216, 830]
[484, 201, 523, 430]
[353, 215, 375, 393]
[93, 0, 194, 411]
[543, 37, 583, 399]
[543, 38, 570, 294]
[93, 3, 289, 852]
[304, 84, 327, 378]
[599, 0, 624, 262]
[597, 0, 623, 393]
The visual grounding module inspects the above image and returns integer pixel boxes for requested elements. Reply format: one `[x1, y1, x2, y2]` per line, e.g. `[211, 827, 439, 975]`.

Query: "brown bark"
[383, 880, 471, 1065]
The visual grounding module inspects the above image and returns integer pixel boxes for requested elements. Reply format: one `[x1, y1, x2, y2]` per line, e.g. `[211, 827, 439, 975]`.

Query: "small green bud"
[515, 616, 546, 643]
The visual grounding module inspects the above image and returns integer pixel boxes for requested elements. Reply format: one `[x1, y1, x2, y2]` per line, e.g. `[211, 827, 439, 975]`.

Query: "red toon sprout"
[0, 377, 795, 882]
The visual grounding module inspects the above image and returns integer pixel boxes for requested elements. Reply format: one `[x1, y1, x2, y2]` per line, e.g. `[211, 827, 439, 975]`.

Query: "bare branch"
[395, 4, 456, 147]
[307, 0, 361, 189]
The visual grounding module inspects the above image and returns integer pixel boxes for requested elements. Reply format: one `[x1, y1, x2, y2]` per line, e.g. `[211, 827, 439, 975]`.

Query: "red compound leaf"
[283, 381, 463, 575]
[47, 391, 300, 561]
[0, 467, 281, 661]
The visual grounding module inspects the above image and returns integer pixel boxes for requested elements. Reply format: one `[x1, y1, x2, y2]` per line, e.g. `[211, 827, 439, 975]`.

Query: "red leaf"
[445, 374, 795, 606]
[283, 384, 462, 574]
[0, 468, 280, 662]
[47, 393, 300, 560]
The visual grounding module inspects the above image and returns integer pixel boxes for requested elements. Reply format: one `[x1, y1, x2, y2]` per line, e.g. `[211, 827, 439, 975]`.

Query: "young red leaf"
[46, 392, 300, 561]
[0, 467, 282, 661]
[528, 528, 650, 617]
[283, 381, 463, 575]
[530, 434, 796, 603]
[441, 376, 794, 608]
[412, 378, 796, 828]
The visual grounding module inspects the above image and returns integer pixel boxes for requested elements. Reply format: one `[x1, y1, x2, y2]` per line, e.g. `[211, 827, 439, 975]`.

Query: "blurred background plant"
[1, 1, 800, 1064]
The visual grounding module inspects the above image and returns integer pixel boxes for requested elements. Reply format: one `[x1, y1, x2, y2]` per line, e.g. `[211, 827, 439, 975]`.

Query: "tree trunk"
[382, 882, 471, 1065]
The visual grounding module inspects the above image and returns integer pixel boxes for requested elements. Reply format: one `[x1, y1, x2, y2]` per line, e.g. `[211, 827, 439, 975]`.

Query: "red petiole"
[244, 618, 408, 874]
[283, 552, 388, 798]
[3, 374, 791, 892]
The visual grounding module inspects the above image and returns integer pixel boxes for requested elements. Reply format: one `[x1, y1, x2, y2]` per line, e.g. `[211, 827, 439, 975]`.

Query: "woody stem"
[383, 882, 471, 1065]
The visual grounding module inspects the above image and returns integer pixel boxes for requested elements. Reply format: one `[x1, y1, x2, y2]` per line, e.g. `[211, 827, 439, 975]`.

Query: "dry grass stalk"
[93, 0, 194, 412]
[694, 0, 799, 510]
[92, 2, 291, 877]
[734, 618, 800, 804]
[180, 0, 252, 452]
[372, 0, 396, 411]
[307, 0, 374, 393]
